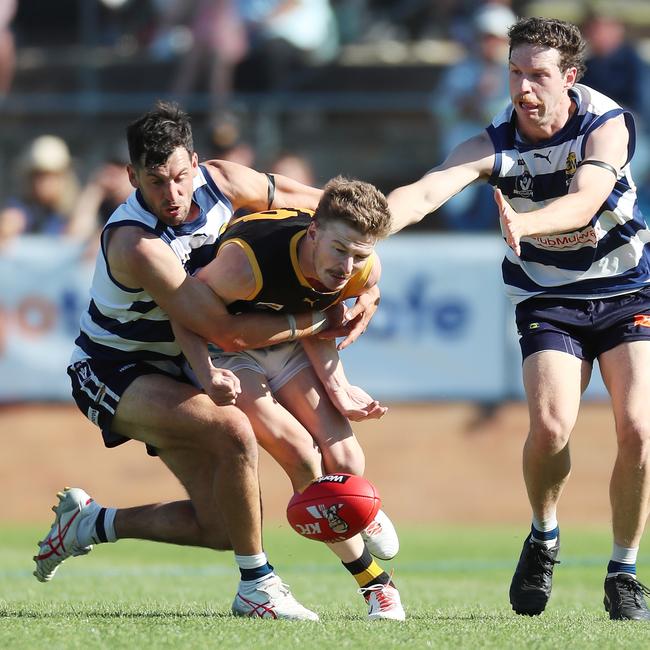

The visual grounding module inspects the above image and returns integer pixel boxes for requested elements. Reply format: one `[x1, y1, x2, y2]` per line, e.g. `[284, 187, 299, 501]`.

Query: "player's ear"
[307, 221, 317, 239]
[126, 164, 138, 189]
[563, 65, 577, 89]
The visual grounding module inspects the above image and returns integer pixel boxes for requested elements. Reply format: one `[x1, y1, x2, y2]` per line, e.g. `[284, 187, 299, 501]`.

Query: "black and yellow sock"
[342, 547, 393, 589]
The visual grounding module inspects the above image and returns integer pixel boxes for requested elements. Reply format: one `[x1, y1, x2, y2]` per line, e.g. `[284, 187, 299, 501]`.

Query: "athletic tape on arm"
[266, 173, 276, 209]
[580, 159, 618, 178]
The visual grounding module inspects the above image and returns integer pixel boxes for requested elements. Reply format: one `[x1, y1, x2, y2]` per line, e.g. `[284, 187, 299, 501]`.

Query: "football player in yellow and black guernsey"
[172, 176, 406, 620]
[220, 206, 374, 315]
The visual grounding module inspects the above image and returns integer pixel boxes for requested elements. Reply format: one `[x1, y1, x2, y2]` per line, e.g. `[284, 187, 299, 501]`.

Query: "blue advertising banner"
[0, 234, 607, 401]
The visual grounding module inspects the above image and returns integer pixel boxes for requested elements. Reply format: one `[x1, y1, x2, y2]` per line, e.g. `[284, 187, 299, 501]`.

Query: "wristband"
[312, 311, 328, 333]
[286, 313, 297, 340]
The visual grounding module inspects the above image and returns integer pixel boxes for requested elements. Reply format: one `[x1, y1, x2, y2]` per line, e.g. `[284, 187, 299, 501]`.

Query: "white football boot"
[359, 582, 406, 621]
[33, 487, 100, 582]
[361, 509, 400, 560]
[232, 573, 319, 621]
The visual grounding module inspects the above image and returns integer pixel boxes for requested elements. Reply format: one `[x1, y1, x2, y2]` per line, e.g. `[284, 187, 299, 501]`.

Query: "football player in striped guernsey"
[33, 101, 379, 621]
[387, 17, 650, 621]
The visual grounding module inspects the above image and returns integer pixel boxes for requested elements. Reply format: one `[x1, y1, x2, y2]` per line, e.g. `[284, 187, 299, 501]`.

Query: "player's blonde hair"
[314, 176, 391, 239]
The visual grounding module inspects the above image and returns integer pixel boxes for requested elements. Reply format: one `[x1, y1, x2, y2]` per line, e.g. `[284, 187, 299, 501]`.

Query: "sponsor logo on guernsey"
[255, 302, 284, 311]
[533, 150, 552, 163]
[303, 297, 317, 307]
[528, 323, 540, 330]
[633, 314, 650, 328]
[513, 170, 534, 198]
[533, 227, 598, 249]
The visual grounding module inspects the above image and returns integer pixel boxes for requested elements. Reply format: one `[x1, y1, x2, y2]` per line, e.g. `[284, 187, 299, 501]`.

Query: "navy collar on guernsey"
[513, 86, 581, 150]
[135, 188, 208, 236]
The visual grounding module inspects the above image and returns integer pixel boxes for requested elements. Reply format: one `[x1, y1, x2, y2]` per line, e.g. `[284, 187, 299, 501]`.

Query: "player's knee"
[528, 416, 572, 454]
[325, 442, 365, 476]
[211, 407, 259, 463]
[616, 418, 650, 459]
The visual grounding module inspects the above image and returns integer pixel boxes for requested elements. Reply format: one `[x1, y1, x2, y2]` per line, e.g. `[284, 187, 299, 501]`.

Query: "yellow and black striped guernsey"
[218, 208, 375, 315]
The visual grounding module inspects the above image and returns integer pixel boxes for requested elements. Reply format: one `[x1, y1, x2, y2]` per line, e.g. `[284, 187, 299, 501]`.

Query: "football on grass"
[286, 473, 381, 543]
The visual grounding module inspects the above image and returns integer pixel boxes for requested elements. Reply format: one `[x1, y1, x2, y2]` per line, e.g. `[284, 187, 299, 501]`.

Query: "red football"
[286, 473, 381, 543]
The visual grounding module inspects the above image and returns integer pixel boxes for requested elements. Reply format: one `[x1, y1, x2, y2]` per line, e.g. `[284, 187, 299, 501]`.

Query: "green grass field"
[2, 524, 650, 649]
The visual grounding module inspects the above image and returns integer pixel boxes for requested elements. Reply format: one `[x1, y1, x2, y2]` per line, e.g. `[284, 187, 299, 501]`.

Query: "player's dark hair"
[314, 176, 391, 239]
[126, 101, 194, 169]
[508, 17, 586, 79]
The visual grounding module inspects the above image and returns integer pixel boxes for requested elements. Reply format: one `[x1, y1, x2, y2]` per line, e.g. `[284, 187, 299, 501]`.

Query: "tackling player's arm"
[107, 227, 331, 352]
[202, 159, 322, 213]
[387, 131, 496, 233]
[196, 242, 333, 348]
[497, 116, 628, 256]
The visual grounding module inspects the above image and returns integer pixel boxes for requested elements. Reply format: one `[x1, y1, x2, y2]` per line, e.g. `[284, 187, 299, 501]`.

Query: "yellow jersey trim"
[227, 208, 314, 230]
[219, 239, 263, 301]
[290, 230, 313, 289]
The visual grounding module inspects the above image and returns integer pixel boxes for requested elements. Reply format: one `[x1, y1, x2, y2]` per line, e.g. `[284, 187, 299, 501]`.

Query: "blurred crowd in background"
[1, 0, 650, 248]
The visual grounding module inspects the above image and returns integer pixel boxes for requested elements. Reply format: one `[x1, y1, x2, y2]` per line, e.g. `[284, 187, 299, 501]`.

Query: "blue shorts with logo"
[515, 286, 650, 363]
[67, 358, 193, 456]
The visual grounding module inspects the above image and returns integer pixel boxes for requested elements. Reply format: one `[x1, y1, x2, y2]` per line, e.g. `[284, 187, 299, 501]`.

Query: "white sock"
[532, 514, 558, 532]
[235, 552, 273, 584]
[103, 507, 118, 542]
[76, 506, 117, 546]
[607, 543, 638, 577]
[531, 514, 559, 548]
[235, 552, 269, 570]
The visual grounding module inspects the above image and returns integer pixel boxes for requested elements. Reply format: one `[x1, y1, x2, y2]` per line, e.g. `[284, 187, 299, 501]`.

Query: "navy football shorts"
[67, 358, 192, 456]
[515, 286, 650, 363]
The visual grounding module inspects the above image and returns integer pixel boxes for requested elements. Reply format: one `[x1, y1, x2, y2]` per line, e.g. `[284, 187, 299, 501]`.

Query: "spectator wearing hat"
[0, 135, 81, 244]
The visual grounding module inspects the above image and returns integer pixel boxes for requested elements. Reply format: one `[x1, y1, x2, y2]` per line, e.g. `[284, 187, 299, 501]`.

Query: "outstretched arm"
[107, 227, 336, 353]
[388, 131, 495, 233]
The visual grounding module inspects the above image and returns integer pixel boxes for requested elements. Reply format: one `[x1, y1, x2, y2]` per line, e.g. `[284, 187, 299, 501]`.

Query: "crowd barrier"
[0, 234, 607, 402]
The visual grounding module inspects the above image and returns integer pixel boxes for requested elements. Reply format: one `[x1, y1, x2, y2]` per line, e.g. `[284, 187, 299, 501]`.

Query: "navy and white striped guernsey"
[70, 164, 233, 373]
[486, 83, 650, 305]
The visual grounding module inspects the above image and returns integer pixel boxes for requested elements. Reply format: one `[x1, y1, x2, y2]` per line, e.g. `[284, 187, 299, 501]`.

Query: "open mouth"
[518, 97, 540, 113]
